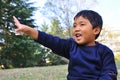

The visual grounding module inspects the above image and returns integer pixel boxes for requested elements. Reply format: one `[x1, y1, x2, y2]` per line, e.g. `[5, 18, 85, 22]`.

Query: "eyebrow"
[74, 21, 85, 25]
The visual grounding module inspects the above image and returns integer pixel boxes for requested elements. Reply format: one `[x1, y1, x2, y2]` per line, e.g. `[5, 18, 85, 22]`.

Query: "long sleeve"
[99, 46, 117, 80]
[34, 31, 72, 59]
[34, 31, 118, 80]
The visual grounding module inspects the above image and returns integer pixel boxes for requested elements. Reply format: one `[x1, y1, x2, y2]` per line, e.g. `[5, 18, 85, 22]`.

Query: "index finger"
[13, 16, 20, 24]
[13, 16, 21, 28]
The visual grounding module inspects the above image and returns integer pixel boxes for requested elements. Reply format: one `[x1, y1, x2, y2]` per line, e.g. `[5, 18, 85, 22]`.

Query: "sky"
[29, 0, 120, 30]
[91, 0, 120, 30]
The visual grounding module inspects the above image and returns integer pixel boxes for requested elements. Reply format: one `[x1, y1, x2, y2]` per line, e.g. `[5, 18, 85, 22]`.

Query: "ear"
[93, 27, 101, 35]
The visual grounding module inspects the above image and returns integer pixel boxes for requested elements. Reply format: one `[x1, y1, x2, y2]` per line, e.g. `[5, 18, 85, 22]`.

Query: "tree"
[39, 0, 98, 37]
[35, 0, 98, 65]
[97, 26, 120, 53]
[0, 0, 39, 68]
[38, 18, 69, 66]
[0, 0, 99, 68]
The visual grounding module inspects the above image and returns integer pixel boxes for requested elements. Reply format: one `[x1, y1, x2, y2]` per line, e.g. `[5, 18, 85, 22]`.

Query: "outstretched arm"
[13, 16, 38, 40]
[13, 16, 71, 58]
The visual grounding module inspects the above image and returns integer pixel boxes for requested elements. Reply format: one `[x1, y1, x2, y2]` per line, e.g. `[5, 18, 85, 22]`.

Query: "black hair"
[74, 10, 103, 39]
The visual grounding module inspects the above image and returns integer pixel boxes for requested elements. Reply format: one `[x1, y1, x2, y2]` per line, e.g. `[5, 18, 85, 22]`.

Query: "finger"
[15, 29, 24, 35]
[13, 16, 20, 23]
[13, 16, 21, 28]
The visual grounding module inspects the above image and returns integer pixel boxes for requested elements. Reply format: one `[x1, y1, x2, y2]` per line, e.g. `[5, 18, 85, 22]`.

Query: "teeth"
[76, 34, 81, 37]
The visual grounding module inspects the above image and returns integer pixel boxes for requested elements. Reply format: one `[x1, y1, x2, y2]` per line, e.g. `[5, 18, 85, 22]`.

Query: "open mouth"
[75, 33, 82, 40]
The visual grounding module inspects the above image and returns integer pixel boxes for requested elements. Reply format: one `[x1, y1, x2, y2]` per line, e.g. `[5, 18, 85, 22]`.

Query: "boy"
[13, 10, 117, 80]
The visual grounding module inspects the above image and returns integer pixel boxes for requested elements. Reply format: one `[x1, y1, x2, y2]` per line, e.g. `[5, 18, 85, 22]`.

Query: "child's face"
[72, 16, 100, 46]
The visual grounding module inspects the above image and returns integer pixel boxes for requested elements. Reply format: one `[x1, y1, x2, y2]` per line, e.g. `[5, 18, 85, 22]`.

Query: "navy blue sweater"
[35, 31, 117, 80]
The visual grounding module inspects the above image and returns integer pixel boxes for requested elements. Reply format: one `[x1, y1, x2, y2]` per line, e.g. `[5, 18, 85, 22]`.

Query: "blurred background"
[0, 0, 120, 79]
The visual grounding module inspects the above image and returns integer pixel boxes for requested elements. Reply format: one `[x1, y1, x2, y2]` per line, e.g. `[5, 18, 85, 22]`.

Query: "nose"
[74, 26, 81, 32]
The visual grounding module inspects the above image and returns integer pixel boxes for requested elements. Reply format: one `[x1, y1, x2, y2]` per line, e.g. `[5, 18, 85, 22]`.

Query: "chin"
[75, 40, 83, 45]
[74, 38, 84, 45]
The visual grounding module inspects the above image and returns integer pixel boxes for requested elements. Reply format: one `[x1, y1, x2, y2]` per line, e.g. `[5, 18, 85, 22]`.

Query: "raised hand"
[13, 16, 31, 34]
[13, 16, 38, 39]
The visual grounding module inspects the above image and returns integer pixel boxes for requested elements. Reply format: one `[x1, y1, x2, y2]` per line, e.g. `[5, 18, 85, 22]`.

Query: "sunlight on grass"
[0, 65, 68, 80]
[0, 64, 120, 80]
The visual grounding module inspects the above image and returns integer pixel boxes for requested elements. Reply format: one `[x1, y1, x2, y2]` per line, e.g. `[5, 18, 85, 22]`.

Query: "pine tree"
[0, 0, 39, 68]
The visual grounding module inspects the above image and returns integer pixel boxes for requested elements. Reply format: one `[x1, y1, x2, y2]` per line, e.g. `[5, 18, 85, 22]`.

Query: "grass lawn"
[0, 63, 120, 80]
[0, 65, 68, 80]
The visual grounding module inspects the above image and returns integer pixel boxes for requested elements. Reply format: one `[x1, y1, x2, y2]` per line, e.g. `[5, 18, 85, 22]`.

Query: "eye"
[80, 24, 85, 26]
[73, 24, 76, 28]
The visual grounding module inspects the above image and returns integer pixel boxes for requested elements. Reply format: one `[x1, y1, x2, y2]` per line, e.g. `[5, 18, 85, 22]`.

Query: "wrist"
[30, 28, 38, 40]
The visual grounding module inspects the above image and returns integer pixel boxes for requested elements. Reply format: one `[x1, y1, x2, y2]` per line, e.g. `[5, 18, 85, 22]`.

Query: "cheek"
[83, 29, 94, 38]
